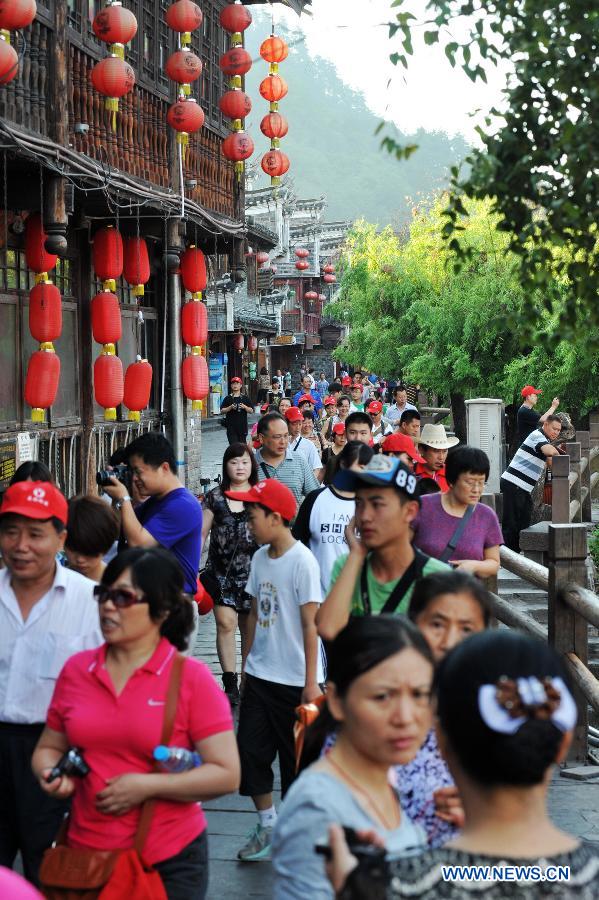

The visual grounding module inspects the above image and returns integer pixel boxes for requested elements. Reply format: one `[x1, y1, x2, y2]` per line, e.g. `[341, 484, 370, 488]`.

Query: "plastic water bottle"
[153, 745, 202, 772]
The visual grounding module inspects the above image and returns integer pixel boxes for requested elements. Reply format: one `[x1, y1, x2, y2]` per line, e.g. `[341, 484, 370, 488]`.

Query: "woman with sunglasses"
[32, 548, 240, 899]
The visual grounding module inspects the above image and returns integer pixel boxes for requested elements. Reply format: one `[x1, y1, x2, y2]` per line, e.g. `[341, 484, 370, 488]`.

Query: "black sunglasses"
[93, 585, 148, 608]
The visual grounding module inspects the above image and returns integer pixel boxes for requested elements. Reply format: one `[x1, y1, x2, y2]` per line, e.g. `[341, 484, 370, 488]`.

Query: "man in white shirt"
[285, 407, 323, 479]
[386, 384, 418, 426]
[367, 400, 393, 445]
[0, 480, 102, 885]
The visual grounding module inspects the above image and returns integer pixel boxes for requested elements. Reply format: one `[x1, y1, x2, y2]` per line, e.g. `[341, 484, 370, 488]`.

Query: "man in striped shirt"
[254, 412, 320, 508]
[500, 415, 562, 552]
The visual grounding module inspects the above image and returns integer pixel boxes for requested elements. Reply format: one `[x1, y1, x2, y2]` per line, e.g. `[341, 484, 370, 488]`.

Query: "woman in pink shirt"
[32, 548, 240, 899]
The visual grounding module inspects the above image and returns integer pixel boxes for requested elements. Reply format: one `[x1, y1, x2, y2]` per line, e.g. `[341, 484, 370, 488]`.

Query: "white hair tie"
[478, 676, 577, 735]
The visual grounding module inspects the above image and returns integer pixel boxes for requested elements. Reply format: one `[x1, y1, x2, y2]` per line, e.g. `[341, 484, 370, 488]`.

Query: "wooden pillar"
[577, 431, 592, 522]
[547, 523, 589, 763]
[566, 441, 582, 523]
[551, 454, 570, 524]
[77, 233, 96, 494]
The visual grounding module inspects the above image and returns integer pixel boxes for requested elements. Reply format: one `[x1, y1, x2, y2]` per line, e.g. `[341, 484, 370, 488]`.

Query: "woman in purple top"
[412, 446, 503, 579]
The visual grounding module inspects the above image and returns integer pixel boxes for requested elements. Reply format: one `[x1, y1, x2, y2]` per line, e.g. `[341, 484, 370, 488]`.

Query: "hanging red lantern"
[123, 236, 150, 298]
[93, 226, 123, 291]
[180, 245, 207, 299]
[260, 35, 288, 64]
[219, 3, 252, 34]
[248, 335, 258, 352]
[94, 348, 124, 420]
[324, 274, 336, 283]
[323, 264, 335, 274]
[181, 299, 208, 347]
[167, 98, 204, 155]
[92, 3, 137, 51]
[260, 112, 288, 140]
[91, 56, 135, 129]
[0, 0, 37, 31]
[261, 149, 289, 181]
[233, 333, 244, 352]
[256, 251, 269, 265]
[222, 131, 254, 162]
[91, 292, 122, 346]
[0, 34, 18, 85]
[29, 282, 62, 345]
[165, 0, 202, 45]
[295, 248, 309, 259]
[123, 358, 153, 421]
[219, 47, 252, 77]
[25, 347, 60, 423]
[304, 290, 318, 301]
[219, 90, 252, 120]
[259, 74, 288, 103]
[165, 48, 202, 86]
[181, 351, 208, 411]
[25, 212, 57, 277]
[295, 261, 309, 271]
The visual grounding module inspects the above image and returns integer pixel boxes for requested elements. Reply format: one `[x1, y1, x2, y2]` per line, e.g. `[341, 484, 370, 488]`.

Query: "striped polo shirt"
[501, 428, 550, 493]
[254, 447, 320, 505]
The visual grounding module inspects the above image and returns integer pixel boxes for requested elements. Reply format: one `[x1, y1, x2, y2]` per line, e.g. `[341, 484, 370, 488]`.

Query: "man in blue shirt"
[293, 375, 323, 412]
[103, 433, 202, 594]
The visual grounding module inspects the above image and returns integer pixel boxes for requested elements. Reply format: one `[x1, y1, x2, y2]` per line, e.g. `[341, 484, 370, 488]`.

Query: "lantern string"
[178, 143, 185, 220]
[3, 149, 7, 267]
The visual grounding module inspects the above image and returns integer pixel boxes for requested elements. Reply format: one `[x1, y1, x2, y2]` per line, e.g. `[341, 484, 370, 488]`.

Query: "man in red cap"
[381, 433, 424, 471]
[367, 399, 392, 445]
[227, 479, 323, 862]
[0, 481, 102, 884]
[221, 376, 253, 445]
[517, 386, 559, 444]
[285, 407, 322, 478]
[292, 375, 322, 413]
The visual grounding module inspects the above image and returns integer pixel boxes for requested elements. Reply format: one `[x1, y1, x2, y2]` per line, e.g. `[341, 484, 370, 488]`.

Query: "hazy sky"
[269, 0, 507, 141]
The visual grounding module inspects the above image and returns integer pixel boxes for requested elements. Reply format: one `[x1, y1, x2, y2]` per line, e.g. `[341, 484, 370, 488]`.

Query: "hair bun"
[495, 676, 561, 722]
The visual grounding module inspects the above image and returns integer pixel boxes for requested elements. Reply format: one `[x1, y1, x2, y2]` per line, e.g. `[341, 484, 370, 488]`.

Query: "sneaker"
[237, 824, 273, 862]
[222, 672, 240, 707]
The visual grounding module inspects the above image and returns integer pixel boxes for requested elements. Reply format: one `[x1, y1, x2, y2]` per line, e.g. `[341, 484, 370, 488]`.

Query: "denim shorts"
[155, 830, 208, 900]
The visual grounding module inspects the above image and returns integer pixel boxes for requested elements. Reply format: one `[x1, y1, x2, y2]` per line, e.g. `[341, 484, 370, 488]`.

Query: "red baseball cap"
[521, 385, 542, 397]
[381, 433, 424, 461]
[285, 406, 304, 422]
[341, 376, 351, 386]
[225, 479, 297, 521]
[0, 480, 68, 525]
[230, 376, 242, 384]
[323, 396, 336, 406]
[367, 400, 383, 414]
[297, 394, 315, 405]
[332, 422, 346, 435]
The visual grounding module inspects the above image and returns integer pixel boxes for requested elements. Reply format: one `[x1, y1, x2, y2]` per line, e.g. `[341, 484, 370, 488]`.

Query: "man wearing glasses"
[0, 480, 102, 885]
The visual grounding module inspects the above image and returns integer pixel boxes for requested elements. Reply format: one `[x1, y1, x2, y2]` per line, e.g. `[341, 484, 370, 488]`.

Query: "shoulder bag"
[39, 654, 185, 900]
[359, 549, 429, 616]
[438, 504, 475, 563]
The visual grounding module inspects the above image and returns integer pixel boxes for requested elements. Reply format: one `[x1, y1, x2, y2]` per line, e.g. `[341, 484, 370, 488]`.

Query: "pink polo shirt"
[47, 638, 232, 865]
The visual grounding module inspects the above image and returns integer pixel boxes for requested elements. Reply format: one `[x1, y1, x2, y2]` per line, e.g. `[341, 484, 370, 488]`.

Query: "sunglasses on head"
[93, 585, 148, 608]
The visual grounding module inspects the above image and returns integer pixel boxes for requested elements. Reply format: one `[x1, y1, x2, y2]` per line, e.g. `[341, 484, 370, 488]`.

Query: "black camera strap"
[360, 549, 428, 616]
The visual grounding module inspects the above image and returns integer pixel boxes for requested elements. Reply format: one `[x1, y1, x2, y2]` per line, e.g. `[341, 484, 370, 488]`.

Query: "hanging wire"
[160, 215, 168, 422]
[39, 162, 44, 226]
[3, 150, 7, 271]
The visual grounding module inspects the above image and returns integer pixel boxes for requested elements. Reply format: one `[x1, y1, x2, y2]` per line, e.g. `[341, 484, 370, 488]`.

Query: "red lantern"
[260, 112, 288, 140]
[0, 35, 18, 85]
[295, 261, 309, 271]
[181, 299, 208, 347]
[256, 251, 269, 265]
[180, 246, 207, 299]
[181, 351, 208, 410]
[123, 236, 150, 297]
[167, 98, 204, 152]
[93, 226, 123, 290]
[0, 0, 37, 31]
[92, 3, 137, 47]
[219, 90, 252, 120]
[260, 36, 289, 64]
[248, 335, 258, 352]
[324, 274, 336, 283]
[91, 292, 122, 346]
[219, 3, 252, 34]
[165, 49, 202, 85]
[29, 282, 62, 344]
[165, 0, 203, 45]
[123, 358, 153, 421]
[25, 347, 60, 423]
[233, 334, 244, 351]
[295, 248, 309, 259]
[323, 264, 335, 274]
[304, 291, 318, 301]
[25, 212, 57, 276]
[259, 74, 288, 103]
[91, 56, 135, 128]
[219, 47, 252, 76]
[222, 131, 254, 162]
[261, 149, 289, 179]
[94, 349, 124, 420]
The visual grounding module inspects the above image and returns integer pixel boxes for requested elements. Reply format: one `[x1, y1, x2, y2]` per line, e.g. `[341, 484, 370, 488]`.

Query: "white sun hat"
[417, 423, 460, 449]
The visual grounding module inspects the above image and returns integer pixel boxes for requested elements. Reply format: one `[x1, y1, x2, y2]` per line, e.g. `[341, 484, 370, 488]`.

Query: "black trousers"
[0, 722, 70, 886]
[155, 831, 208, 900]
[226, 426, 247, 445]
[500, 477, 533, 552]
[237, 674, 302, 799]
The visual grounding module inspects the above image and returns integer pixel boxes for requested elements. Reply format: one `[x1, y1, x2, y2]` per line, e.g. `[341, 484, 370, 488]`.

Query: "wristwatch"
[115, 495, 132, 510]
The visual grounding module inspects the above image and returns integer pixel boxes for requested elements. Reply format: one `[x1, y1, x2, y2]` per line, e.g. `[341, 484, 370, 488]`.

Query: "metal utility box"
[465, 399, 505, 494]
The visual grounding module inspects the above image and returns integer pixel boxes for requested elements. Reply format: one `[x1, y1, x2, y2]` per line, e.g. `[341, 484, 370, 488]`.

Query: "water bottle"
[153, 745, 202, 772]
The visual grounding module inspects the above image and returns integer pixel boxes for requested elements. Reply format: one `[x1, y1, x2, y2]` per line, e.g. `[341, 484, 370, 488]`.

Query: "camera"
[96, 463, 132, 490]
[46, 747, 90, 783]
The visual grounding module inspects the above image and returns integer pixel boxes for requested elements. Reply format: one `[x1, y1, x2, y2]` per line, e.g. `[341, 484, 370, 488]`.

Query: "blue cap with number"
[333, 455, 420, 498]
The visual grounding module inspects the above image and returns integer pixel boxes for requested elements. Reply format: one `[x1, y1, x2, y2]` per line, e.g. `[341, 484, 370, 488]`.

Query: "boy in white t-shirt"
[225, 479, 324, 863]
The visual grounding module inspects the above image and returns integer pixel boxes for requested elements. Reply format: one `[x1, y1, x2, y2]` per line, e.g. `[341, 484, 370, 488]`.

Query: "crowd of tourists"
[0, 368, 596, 900]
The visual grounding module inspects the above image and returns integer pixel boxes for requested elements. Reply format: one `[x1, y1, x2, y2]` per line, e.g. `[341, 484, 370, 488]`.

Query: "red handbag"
[39, 655, 185, 900]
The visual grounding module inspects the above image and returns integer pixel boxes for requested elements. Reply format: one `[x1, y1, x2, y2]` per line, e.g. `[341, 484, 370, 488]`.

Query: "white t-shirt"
[245, 541, 324, 686]
[290, 435, 322, 471]
[292, 486, 355, 597]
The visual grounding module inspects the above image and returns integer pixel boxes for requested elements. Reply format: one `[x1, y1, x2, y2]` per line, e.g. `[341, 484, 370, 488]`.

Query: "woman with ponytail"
[33, 548, 240, 899]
